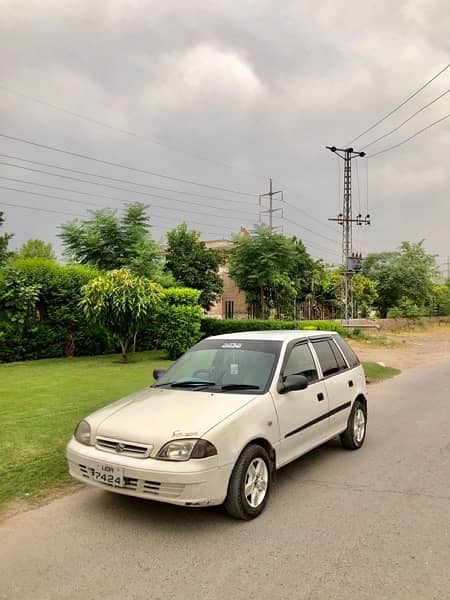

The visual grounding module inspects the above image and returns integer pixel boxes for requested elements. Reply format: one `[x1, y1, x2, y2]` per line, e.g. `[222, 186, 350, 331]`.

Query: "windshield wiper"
[220, 384, 260, 391]
[170, 380, 217, 388]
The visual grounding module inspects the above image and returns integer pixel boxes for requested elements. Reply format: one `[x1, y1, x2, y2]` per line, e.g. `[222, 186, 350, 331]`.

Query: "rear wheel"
[224, 444, 272, 520]
[340, 401, 367, 450]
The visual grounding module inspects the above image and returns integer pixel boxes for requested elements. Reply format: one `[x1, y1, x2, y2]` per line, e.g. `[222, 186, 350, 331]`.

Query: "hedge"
[200, 318, 346, 338]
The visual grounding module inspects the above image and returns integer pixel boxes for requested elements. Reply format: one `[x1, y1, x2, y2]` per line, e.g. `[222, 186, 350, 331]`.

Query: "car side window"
[334, 334, 360, 367]
[283, 343, 319, 382]
[329, 340, 348, 371]
[312, 339, 347, 377]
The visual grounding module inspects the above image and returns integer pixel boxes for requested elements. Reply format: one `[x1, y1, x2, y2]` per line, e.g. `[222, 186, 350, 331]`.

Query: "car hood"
[87, 386, 257, 453]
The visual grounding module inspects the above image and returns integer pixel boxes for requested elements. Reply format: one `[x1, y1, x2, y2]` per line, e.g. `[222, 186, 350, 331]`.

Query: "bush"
[156, 288, 202, 359]
[0, 258, 111, 362]
[159, 305, 202, 359]
[200, 318, 346, 338]
[136, 287, 203, 359]
[387, 299, 425, 320]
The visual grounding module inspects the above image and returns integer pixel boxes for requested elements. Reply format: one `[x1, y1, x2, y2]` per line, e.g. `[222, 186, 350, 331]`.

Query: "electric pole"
[444, 256, 450, 281]
[326, 146, 370, 323]
[259, 178, 283, 232]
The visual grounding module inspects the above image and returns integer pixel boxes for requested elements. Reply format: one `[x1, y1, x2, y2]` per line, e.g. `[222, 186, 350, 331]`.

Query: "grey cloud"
[0, 0, 449, 267]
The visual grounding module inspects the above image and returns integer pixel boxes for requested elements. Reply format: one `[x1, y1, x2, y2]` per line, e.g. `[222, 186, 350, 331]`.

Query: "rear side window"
[333, 334, 360, 368]
[312, 339, 347, 377]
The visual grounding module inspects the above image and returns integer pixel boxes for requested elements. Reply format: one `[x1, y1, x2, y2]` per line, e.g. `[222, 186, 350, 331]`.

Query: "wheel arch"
[354, 393, 367, 415]
[241, 437, 276, 471]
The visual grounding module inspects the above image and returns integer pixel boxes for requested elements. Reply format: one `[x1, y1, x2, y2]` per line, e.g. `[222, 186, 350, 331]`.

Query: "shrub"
[155, 288, 202, 359]
[159, 305, 202, 359]
[387, 299, 425, 320]
[200, 318, 346, 338]
[0, 258, 111, 362]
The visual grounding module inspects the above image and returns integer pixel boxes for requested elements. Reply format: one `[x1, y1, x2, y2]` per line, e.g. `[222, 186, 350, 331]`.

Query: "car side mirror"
[278, 374, 309, 394]
[153, 368, 167, 381]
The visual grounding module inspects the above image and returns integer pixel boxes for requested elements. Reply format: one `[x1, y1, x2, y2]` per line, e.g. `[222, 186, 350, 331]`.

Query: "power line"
[0, 184, 252, 225]
[0, 200, 80, 218]
[367, 114, 450, 158]
[0, 173, 257, 218]
[0, 153, 258, 207]
[0, 157, 343, 243]
[282, 216, 341, 257]
[361, 89, 449, 150]
[282, 198, 339, 235]
[0, 84, 259, 176]
[281, 213, 340, 245]
[346, 63, 450, 145]
[0, 185, 98, 208]
[0, 133, 257, 197]
[0, 197, 230, 237]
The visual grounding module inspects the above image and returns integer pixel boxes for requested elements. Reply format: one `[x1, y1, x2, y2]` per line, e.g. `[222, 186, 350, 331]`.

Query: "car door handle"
[317, 392, 325, 401]
[348, 380, 354, 388]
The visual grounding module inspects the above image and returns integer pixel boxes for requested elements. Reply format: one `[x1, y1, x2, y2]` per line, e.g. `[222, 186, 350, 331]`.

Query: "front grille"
[96, 436, 152, 458]
[77, 464, 184, 498]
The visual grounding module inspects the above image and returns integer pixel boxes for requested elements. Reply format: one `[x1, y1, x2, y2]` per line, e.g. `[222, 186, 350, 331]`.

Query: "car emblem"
[115, 443, 126, 453]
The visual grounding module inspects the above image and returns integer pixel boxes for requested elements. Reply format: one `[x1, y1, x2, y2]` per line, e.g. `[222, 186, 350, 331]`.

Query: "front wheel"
[224, 444, 272, 520]
[340, 401, 367, 450]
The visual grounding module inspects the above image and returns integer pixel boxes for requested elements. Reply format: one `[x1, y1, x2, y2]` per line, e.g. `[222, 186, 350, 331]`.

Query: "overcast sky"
[0, 0, 449, 271]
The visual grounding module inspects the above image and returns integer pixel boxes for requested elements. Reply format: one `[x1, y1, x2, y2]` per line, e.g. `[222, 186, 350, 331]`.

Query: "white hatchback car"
[67, 330, 367, 519]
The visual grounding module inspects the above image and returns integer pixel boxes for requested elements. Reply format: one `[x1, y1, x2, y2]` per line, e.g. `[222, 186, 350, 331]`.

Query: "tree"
[80, 268, 163, 361]
[59, 202, 163, 278]
[16, 239, 56, 260]
[0, 266, 41, 362]
[362, 241, 438, 317]
[229, 226, 315, 319]
[352, 273, 378, 317]
[0, 211, 13, 265]
[165, 223, 223, 310]
[315, 268, 343, 317]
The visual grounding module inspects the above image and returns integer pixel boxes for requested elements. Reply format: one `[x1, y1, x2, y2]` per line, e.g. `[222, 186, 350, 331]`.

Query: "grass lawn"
[363, 361, 401, 383]
[0, 351, 172, 511]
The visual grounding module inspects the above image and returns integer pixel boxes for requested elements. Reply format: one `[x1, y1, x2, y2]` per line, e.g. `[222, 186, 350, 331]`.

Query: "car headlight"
[157, 439, 217, 461]
[74, 420, 92, 445]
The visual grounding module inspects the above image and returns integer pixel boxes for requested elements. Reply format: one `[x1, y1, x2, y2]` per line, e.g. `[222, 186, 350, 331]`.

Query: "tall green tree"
[165, 223, 223, 310]
[16, 239, 56, 260]
[80, 268, 163, 361]
[59, 202, 163, 278]
[362, 241, 438, 317]
[229, 226, 315, 319]
[352, 273, 378, 317]
[0, 211, 13, 265]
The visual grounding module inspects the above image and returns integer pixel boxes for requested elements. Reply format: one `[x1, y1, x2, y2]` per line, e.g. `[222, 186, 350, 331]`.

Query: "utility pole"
[259, 178, 283, 232]
[326, 146, 370, 323]
[444, 256, 450, 280]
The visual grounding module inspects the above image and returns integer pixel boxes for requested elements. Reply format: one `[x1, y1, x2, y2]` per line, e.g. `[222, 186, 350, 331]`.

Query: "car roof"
[209, 330, 339, 342]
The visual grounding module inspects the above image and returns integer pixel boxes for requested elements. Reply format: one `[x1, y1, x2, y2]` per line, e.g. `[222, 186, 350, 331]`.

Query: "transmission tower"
[259, 178, 283, 232]
[326, 146, 370, 323]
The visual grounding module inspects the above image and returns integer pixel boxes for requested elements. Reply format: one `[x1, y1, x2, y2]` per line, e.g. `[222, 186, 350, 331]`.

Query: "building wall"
[207, 265, 248, 319]
[204, 229, 250, 319]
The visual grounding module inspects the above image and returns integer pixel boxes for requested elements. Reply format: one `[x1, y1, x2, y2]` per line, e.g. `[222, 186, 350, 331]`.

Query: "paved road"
[1, 361, 450, 600]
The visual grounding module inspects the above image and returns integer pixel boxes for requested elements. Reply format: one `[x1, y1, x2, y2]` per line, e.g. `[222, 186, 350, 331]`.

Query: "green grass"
[0, 351, 172, 510]
[363, 361, 401, 383]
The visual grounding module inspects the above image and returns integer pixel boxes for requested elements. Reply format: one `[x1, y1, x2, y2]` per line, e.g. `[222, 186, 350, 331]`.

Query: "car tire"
[224, 444, 272, 520]
[340, 401, 367, 450]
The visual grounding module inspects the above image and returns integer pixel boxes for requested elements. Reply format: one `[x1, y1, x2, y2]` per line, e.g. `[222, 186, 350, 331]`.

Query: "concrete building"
[204, 227, 250, 319]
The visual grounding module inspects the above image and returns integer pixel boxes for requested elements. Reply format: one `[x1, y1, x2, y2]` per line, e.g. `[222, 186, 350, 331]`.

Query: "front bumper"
[66, 439, 233, 507]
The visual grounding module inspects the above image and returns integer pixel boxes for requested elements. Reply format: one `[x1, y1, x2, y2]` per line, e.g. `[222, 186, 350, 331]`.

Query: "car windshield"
[154, 339, 282, 393]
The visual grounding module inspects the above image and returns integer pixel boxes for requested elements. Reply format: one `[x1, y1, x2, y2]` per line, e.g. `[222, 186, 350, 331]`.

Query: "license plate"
[86, 463, 124, 487]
